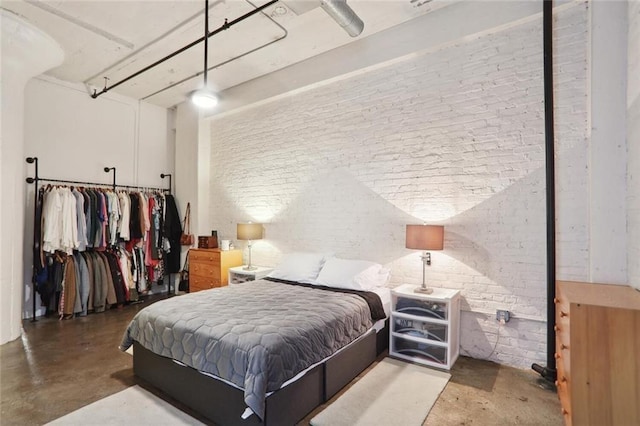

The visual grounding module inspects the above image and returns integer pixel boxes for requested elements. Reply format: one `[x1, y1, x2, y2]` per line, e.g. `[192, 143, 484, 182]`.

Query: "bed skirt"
[133, 321, 388, 425]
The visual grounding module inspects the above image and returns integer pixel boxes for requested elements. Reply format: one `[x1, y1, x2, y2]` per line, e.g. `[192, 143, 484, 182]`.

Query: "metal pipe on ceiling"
[90, 0, 280, 100]
[142, 0, 288, 102]
[320, 0, 364, 37]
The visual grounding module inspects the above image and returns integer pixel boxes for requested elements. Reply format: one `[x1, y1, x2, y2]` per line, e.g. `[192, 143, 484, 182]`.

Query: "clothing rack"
[25, 157, 174, 321]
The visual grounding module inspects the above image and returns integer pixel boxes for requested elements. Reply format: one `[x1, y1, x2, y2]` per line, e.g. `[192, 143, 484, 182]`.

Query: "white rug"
[311, 357, 450, 426]
[45, 385, 205, 426]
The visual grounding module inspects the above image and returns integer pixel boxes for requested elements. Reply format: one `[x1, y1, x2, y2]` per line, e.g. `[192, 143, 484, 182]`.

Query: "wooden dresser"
[188, 248, 242, 292]
[555, 280, 640, 425]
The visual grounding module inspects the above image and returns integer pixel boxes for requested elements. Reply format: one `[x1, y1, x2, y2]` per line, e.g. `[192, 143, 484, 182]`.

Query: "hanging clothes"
[164, 194, 182, 274]
[60, 256, 76, 318]
[129, 193, 143, 240]
[118, 191, 131, 241]
[73, 252, 90, 316]
[72, 189, 88, 252]
[34, 183, 173, 320]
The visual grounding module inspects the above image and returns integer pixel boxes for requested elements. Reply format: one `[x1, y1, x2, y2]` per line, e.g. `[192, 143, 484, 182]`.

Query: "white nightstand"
[389, 284, 461, 370]
[228, 265, 273, 284]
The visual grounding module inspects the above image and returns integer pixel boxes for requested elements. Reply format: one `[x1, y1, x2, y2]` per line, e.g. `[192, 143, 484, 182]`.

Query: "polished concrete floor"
[1, 297, 563, 425]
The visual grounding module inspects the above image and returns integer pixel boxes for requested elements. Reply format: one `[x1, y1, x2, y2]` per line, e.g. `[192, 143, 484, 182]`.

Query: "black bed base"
[133, 321, 389, 426]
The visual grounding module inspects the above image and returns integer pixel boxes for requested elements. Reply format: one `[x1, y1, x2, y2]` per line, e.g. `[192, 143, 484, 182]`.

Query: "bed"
[120, 254, 391, 425]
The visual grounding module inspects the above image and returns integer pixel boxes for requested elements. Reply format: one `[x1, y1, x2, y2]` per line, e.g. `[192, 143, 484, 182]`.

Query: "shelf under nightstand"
[228, 265, 273, 284]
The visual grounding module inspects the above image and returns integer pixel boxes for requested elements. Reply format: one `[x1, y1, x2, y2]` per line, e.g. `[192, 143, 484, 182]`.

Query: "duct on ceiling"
[320, 0, 364, 37]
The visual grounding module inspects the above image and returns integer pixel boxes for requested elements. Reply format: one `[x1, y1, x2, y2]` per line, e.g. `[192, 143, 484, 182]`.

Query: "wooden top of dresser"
[558, 280, 640, 310]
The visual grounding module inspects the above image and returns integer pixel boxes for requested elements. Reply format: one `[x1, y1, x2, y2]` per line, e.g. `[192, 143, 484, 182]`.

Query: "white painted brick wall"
[554, 2, 590, 283]
[629, 1, 640, 290]
[209, 4, 588, 369]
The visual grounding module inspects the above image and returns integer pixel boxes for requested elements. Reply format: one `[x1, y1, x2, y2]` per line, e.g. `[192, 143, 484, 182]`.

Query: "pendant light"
[191, 0, 218, 108]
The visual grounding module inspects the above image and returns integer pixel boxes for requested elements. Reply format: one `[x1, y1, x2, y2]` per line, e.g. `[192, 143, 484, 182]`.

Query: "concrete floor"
[1, 298, 563, 425]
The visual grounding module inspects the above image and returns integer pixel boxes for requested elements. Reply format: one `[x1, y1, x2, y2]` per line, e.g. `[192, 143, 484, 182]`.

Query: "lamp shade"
[406, 225, 444, 250]
[237, 223, 263, 241]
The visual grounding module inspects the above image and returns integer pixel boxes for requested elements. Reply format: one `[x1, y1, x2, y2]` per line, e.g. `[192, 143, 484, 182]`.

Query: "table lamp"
[406, 224, 444, 294]
[237, 222, 263, 271]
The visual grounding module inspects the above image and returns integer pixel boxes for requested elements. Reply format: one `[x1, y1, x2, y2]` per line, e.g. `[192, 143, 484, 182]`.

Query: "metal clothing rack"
[25, 157, 174, 321]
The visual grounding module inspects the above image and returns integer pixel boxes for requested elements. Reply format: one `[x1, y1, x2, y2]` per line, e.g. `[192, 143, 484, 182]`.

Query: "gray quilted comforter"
[119, 279, 383, 420]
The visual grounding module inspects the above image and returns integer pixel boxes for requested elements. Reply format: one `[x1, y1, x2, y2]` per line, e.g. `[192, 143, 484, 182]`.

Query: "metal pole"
[204, 0, 209, 87]
[104, 167, 116, 190]
[90, 0, 279, 99]
[26, 157, 39, 322]
[160, 173, 172, 193]
[532, 0, 557, 384]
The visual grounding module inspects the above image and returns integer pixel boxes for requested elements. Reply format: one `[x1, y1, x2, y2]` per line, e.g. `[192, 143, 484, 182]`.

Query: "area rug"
[45, 385, 204, 425]
[310, 357, 450, 426]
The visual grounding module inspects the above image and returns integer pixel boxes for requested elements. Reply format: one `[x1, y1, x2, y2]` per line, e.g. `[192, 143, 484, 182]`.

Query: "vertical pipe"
[161, 173, 172, 193]
[543, 0, 556, 377]
[104, 167, 116, 189]
[29, 157, 39, 321]
[532, 0, 557, 383]
[203, 0, 209, 87]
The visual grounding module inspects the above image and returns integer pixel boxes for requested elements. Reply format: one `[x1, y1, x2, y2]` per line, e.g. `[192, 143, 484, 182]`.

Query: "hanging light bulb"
[192, 0, 217, 109]
[191, 89, 218, 108]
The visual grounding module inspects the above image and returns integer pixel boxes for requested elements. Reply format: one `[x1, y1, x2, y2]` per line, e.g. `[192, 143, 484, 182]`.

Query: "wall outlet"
[496, 309, 511, 323]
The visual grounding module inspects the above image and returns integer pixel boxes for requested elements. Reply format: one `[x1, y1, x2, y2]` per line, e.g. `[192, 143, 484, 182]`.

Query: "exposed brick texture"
[209, 4, 589, 368]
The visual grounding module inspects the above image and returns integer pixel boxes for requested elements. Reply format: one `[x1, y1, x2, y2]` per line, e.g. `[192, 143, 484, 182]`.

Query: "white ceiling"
[1, 0, 449, 108]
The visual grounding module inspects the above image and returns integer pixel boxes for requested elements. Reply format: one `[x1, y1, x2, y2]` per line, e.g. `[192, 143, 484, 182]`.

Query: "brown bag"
[180, 202, 194, 246]
[178, 252, 189, 292]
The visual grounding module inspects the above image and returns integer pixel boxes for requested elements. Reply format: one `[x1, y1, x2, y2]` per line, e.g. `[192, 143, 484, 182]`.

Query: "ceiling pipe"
[181, 0, 288, 106]
[89, 0, 279, 100]
[320, 0, 364, 37]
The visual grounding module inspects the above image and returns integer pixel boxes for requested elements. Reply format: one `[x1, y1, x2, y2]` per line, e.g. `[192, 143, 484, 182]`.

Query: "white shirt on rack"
[42, 188, 62, 253]
[60, 187, 78, 254]
[118, 192, 131, 241]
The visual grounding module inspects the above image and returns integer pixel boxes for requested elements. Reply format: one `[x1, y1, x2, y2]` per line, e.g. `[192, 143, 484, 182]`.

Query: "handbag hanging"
[180, 202, 195, 246]
[178, 252, 189, 292]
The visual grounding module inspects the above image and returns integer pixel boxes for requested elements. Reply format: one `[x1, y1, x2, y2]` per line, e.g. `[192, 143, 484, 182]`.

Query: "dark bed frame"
[133, 320, 389, 426]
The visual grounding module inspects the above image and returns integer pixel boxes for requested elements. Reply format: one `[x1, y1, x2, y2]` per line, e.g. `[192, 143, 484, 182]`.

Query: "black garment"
[34, 188, 45, 272]
[163, 194, 182, 273]
[129, 193, 142, 240]
[86, 190, 98, 248]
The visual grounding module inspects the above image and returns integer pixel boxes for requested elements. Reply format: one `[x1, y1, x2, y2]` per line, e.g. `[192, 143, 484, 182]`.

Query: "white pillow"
[354, 266, 390, 290]
[267, 252, 330, 283]
[315, 258, 387, 291]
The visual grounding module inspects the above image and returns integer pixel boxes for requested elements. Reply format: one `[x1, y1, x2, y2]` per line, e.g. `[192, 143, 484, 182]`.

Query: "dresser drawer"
[555, 336, 571, 381]
[391, 314, 448, 343]
[189, 275, 221, 291]
[191, 261, 220, 278]
[190, 249, 220, 263]
[187, 248, 242, 289]
[395, 297, 448, 320]
[556, 377, 572, 426]
[391, 335, 448, 366]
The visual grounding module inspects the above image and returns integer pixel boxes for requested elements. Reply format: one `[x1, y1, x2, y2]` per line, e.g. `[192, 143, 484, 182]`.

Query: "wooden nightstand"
[188, 248, 242, 292]
[228, 265, 273, 284]
[389, 284, 461, 370]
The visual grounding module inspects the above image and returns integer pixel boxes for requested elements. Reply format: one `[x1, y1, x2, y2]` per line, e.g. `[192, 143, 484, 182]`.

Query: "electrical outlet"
[496, 309, 511, 323]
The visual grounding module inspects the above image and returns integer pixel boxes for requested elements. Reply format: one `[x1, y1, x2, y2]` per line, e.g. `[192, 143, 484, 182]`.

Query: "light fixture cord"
[203, 0, 209, 86]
